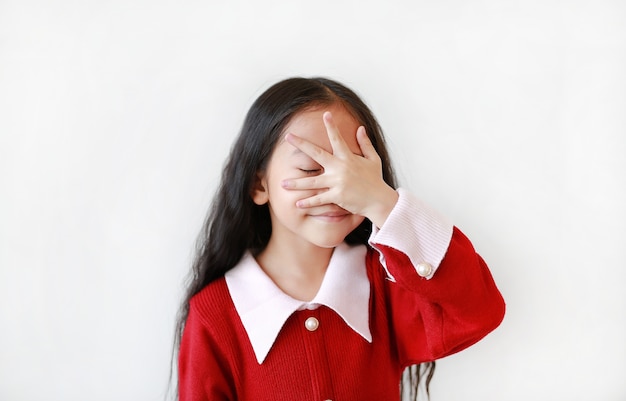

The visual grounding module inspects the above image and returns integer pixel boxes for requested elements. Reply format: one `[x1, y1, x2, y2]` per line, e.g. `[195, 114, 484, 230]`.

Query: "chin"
[311, 236, 349, 249]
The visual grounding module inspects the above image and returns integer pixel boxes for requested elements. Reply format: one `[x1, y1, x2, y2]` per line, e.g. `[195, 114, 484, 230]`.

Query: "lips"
[317, 211, 349, 217]
[309, 209, 351, 222]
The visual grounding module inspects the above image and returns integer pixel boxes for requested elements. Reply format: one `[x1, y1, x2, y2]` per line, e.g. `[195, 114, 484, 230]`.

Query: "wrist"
[364, 186, 399, 229]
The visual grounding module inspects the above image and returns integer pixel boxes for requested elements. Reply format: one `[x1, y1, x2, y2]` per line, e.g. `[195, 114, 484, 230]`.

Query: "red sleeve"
[178, 301, 235, 401]
[373, 226, 505, 365]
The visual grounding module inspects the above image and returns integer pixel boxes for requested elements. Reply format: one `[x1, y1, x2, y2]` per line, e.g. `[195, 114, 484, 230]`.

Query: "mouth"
[310, 210, 351, 222]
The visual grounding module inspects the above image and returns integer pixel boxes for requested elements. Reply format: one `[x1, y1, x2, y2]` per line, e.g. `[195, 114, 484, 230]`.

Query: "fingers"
[281, 175, 326, 191]
[325, 111, 380, 162]
[280, 175, 331, 209]
[287, 111, 380, 160]
[295, 193, 330, 209]
[285, 133, 331, 166]
[285, 111, 351, 163]
[322, 111, 351, 157]
[356, 126, 380, 161]
[283, 110, 384, 214]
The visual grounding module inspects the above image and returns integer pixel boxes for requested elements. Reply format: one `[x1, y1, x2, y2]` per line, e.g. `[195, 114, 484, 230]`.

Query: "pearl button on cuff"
[416, 262, 433, 277]
[305, 317, 319, 331]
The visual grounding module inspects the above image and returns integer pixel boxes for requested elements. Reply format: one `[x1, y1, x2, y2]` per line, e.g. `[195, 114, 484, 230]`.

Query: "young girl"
[174, 77, 505, 401]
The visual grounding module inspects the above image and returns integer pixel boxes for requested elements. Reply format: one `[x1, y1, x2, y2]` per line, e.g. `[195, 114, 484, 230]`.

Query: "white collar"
[225, 242, 372, 364]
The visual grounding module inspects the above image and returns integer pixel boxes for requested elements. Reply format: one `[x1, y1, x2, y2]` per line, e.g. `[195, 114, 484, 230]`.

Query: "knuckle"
[312, 146, 324, 156]
[314, 196, 324, 206]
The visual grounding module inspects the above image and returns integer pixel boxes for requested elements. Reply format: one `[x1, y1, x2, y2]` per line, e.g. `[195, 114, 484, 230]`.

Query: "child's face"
[252, 104, 366, 250]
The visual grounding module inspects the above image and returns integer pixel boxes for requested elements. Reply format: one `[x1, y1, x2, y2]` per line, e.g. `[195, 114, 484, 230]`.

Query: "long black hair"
[172, 77, 434, 399]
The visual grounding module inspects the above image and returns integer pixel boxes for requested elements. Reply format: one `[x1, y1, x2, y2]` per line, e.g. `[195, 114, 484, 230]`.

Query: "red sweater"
[178, 228, 505, 401]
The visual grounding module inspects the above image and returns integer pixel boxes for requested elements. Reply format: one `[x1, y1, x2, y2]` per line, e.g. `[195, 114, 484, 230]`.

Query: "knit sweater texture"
[179, 228, 505, 401]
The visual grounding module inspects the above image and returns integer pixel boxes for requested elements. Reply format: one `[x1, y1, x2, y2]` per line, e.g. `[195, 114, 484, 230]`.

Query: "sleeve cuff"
[368, 188, 454, 281]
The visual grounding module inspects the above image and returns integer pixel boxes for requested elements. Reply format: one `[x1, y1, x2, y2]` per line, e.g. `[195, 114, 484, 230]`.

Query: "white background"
[1, 1, 625, 400]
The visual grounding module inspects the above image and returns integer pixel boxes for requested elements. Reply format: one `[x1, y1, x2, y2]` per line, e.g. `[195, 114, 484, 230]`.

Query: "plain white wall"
[1, 0, 625, 400]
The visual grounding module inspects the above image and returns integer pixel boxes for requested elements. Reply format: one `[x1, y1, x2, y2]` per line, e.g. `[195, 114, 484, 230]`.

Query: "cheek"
[268, 179, 312, 205]
[351, 215, 366, 227]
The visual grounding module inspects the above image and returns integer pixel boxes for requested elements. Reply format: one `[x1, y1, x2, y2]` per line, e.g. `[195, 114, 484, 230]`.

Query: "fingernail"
[281, 180, 292, 188]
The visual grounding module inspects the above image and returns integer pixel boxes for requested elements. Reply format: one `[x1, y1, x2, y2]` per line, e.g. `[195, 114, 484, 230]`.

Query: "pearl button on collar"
[305, 317, 319, 331]
[416, 262, 433, 277]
